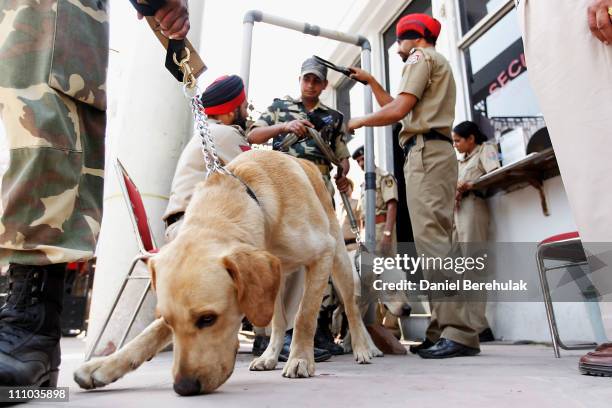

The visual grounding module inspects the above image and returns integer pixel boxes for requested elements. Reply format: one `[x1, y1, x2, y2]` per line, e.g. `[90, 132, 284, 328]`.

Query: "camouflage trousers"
[0, 0, 109, 265]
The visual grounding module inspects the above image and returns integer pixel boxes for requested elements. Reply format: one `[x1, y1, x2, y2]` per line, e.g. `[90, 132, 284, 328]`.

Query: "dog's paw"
[352, 345, 374, 364]
[74, 358, 112, 389]
[282, 357, 314, 378]
[249, 356, 278, 371]
[73, 357, 127, 390]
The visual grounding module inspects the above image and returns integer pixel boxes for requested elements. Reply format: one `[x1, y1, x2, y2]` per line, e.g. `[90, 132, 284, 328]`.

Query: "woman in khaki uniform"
[452, 121, 500, 341]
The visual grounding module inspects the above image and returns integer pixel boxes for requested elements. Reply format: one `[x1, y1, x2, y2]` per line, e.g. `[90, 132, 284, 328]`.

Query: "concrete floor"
[43, 337, 610, 408]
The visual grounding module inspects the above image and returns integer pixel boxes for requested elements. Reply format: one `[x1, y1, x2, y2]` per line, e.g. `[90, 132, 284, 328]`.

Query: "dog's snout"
[173, 377, 201, 396]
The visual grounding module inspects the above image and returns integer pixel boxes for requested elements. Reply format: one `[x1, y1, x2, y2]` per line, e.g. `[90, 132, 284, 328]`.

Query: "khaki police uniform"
[519, 0, 612, 335]
[163, 119, 250, 242]
[398, 46, 479, 348]
[454, 143, 500, 244]
[357, 167, 398, 256]
[0, 0, 109, 265]
[454, 142, 499, 334]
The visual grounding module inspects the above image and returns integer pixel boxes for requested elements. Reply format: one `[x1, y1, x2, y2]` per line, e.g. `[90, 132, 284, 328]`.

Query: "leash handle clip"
[173, 48, 197, 89]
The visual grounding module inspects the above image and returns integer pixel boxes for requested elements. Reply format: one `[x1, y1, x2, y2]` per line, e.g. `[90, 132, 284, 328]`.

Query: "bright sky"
[199, 0, 355, 117]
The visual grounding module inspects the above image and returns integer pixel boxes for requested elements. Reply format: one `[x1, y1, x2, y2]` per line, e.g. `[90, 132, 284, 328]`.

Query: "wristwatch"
[383, 230, 392, 237]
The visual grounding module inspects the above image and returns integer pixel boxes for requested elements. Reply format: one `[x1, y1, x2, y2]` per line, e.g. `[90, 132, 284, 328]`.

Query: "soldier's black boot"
[0, 264, 66, 387]
[314, 310, 344, 356]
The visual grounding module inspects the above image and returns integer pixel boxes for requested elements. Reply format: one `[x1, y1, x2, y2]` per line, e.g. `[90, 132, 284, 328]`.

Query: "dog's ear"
[148, 257, 157, 291]
[223, 249, 281, 327]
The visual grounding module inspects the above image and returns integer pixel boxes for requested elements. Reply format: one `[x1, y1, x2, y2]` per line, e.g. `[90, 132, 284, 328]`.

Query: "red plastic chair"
[536, 231, 597, 357]
[85, 159, 159, 360]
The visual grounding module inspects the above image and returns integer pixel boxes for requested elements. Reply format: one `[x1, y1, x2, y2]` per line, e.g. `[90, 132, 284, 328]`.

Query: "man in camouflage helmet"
[247, 57, 351, 356]
[0, 0, 190, 387]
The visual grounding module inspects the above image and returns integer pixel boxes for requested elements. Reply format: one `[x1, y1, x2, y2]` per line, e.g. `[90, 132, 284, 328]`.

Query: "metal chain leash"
[175, 46, 229, 178]
[188, 94, 229, 177]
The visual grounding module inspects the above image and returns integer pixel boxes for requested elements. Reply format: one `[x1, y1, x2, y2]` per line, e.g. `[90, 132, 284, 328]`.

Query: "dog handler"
[348, 13, 480, 358]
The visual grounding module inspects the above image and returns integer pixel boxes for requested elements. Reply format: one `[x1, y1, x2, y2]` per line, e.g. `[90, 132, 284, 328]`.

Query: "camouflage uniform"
[0, 0, 109, 265]
[249, 96, 350, 198]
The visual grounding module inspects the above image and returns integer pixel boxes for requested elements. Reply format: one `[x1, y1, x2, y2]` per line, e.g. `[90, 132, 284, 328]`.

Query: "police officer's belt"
[402, 130, 452, 156]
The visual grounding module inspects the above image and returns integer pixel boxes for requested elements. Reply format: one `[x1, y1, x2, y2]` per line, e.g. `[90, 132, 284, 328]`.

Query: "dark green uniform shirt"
[249, 96, 350, 174]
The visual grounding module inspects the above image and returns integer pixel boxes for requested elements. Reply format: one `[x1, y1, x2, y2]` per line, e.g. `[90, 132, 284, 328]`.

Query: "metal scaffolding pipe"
[360, 48, 376, 249]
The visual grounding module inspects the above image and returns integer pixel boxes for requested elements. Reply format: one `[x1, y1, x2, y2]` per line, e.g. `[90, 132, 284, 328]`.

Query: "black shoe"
[409, 338, 435, 354]
[314, 315, 344, 356]
[479, 328, 495, 343]
[241, 318, 253, 332]
[417, 338, 480, 359]
[0, 264, 66, 386]
[278, 332, 331, 363]
[251, 335, 270, 356]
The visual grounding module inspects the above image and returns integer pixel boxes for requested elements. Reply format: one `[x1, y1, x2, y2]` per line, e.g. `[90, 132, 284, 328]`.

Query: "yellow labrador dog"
[74, 149, 382, 395]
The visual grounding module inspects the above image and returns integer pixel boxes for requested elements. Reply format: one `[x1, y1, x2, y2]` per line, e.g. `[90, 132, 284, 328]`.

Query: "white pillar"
[86, 1, 205, 355]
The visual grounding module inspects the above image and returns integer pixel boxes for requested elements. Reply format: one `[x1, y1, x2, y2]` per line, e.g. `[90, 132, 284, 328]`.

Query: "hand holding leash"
[130, 0, 206, 84]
